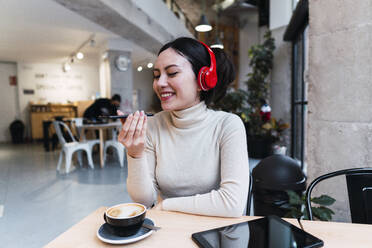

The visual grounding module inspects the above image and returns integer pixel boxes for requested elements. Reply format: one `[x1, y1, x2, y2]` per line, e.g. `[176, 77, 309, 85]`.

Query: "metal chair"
[103, 126, 126, 167]
[246, 173, 253, 216]
[71, 117, 100, 152]
[53, 121, 94, 173]
[305, 168, 372, 224]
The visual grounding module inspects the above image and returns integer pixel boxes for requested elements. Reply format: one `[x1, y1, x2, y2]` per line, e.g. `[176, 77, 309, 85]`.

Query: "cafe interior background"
[1, 0, 371, 247]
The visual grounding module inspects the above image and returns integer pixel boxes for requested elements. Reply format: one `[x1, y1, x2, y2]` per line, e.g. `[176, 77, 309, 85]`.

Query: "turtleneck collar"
[170, 101, 208, 129]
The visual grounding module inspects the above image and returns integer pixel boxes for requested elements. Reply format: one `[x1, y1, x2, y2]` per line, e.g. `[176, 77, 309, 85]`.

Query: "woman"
[118, 37, 249, 217]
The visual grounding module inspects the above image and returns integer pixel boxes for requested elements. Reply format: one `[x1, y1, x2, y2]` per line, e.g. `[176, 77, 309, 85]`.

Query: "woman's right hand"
[117, 110, 147, 158]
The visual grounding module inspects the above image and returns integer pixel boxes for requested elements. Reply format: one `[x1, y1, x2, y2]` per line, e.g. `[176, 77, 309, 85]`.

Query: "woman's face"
[153, 48, 200, 111]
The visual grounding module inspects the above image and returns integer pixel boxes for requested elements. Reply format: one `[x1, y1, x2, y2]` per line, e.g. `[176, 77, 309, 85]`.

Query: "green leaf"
[318, 206, 335, 215]
[312, 207, 332, 221]
[311, 195, 336, 206]
[286, 190, 303, 205]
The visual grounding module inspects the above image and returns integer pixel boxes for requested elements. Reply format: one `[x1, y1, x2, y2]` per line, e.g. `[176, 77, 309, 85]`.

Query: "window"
[283, 0, 309, 169]
[291, 27, 308, 169]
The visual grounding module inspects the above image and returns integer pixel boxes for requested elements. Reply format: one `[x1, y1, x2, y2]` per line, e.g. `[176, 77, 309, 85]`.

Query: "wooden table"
[79, 122, 122, 167]
[45, 207, 372, 247]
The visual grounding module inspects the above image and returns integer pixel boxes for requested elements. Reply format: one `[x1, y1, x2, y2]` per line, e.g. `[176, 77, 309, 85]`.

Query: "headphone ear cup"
[204, 69, 217, 89]
[198, 66, 209, 91]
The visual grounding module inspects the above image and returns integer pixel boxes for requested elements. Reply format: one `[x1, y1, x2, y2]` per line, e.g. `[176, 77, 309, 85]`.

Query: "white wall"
[270, 0, 292, 30]
[0, 62, 18, 142]
[17, 62, 100, 137]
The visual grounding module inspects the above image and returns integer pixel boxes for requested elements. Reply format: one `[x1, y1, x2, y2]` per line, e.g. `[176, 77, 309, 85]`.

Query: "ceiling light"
[137, 66, 143, 72]
[147, 62, 153, 68]
[211, 37, 224, 49]
[63, 62, 71, 72]
[76, 52, 84, 60]
[195, 15, 212, 32]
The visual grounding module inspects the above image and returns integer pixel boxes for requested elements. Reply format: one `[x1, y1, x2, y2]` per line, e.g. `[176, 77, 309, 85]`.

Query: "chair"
[246, 173, 253, 216]
[71, 118, 100, 152]
[305, 168, 372, 224]
[103, 127, 126, 167]
[53, 121, 94, 173]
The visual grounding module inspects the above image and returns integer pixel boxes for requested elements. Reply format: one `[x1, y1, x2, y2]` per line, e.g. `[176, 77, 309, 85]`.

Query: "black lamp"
[195, 0, 212, 32]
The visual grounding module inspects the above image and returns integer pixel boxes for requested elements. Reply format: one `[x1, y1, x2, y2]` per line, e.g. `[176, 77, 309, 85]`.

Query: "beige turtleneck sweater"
[126, 102, 249, 217]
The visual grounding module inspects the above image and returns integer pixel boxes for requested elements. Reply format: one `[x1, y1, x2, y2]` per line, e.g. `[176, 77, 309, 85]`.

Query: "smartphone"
[98, 113, 154, 120]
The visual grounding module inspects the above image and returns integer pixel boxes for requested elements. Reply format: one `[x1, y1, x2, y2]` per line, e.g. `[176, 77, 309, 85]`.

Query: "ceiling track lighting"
[62, 62, 71, 72]
[62, 33, 95, 72]
[135, 59, 154, 72]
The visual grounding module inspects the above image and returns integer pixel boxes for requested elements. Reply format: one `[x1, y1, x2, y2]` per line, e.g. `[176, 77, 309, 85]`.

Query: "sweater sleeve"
[126, 127, 159, 208]
[162, 115, 250, 217]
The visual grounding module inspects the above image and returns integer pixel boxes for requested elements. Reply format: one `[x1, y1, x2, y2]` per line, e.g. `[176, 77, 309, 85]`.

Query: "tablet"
[192, 215, 323, 248]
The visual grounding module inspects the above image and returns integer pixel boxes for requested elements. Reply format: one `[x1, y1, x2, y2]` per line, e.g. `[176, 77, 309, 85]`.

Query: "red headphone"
[198, 41, 218, 91]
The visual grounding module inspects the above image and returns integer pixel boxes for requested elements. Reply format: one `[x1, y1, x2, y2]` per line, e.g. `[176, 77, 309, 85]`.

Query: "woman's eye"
[153, 75, 160, 79]
[168, 72, 178, 77]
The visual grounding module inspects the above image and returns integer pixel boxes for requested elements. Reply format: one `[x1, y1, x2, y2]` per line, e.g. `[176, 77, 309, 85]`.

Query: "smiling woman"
[118, 37, 249, 218]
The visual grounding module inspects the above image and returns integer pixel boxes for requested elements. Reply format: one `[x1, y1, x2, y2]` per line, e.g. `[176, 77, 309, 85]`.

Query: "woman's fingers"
[127, 111, 140, 138]
[122, 113, 133, 138]
[118, 113, 133, 144]
[134, 111, 145, 140]
[117, 110, 147, 158]
[140, 114, 147, 139]
[117, 110, 125, 124]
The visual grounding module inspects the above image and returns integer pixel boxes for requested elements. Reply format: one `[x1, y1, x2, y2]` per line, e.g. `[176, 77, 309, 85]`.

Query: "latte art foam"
[107, 204, 145, 218]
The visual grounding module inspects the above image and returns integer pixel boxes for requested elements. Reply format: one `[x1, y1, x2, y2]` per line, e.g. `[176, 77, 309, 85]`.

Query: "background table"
[79, 122, 121, 167]
[45, 207, 372, 248]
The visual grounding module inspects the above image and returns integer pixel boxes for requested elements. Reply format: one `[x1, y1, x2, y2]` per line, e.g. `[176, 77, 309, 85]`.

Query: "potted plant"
[213, 31, 289, 158]
[282, 190, 336, 221]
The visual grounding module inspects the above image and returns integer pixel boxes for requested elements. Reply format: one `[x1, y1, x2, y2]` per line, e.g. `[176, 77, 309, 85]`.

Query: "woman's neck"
[169, 101, 208, 129]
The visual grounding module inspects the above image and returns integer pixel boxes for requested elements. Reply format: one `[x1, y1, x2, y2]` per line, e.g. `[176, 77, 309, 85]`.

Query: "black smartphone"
[98, 113, 154, 120]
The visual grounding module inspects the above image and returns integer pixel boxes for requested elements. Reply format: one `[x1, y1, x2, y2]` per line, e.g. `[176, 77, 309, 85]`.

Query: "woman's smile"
[160, 91, 175, 101]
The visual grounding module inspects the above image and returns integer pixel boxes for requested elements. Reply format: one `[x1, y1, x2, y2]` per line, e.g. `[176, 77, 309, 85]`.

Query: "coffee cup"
[103, 203, 146, 236]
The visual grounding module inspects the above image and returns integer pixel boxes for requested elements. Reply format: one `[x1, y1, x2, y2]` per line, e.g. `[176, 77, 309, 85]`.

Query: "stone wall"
[307, 0, 372, 221]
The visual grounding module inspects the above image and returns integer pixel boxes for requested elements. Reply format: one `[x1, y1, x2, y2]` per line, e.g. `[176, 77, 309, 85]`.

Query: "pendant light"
[211, 1, 224, 49]
[211, 36, 224, 49]
[195, 0, 212, 32]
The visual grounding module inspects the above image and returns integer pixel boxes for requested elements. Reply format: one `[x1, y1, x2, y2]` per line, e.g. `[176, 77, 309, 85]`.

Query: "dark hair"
[158, 37, 235, 105]
[111, 94, 121, 103]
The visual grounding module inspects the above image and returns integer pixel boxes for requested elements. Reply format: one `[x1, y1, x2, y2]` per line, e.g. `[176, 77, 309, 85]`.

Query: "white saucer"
[97, 218, 155, 245]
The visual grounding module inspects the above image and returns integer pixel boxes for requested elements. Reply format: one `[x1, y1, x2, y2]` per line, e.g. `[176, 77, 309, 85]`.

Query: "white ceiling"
[0, 0, 153, 65]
